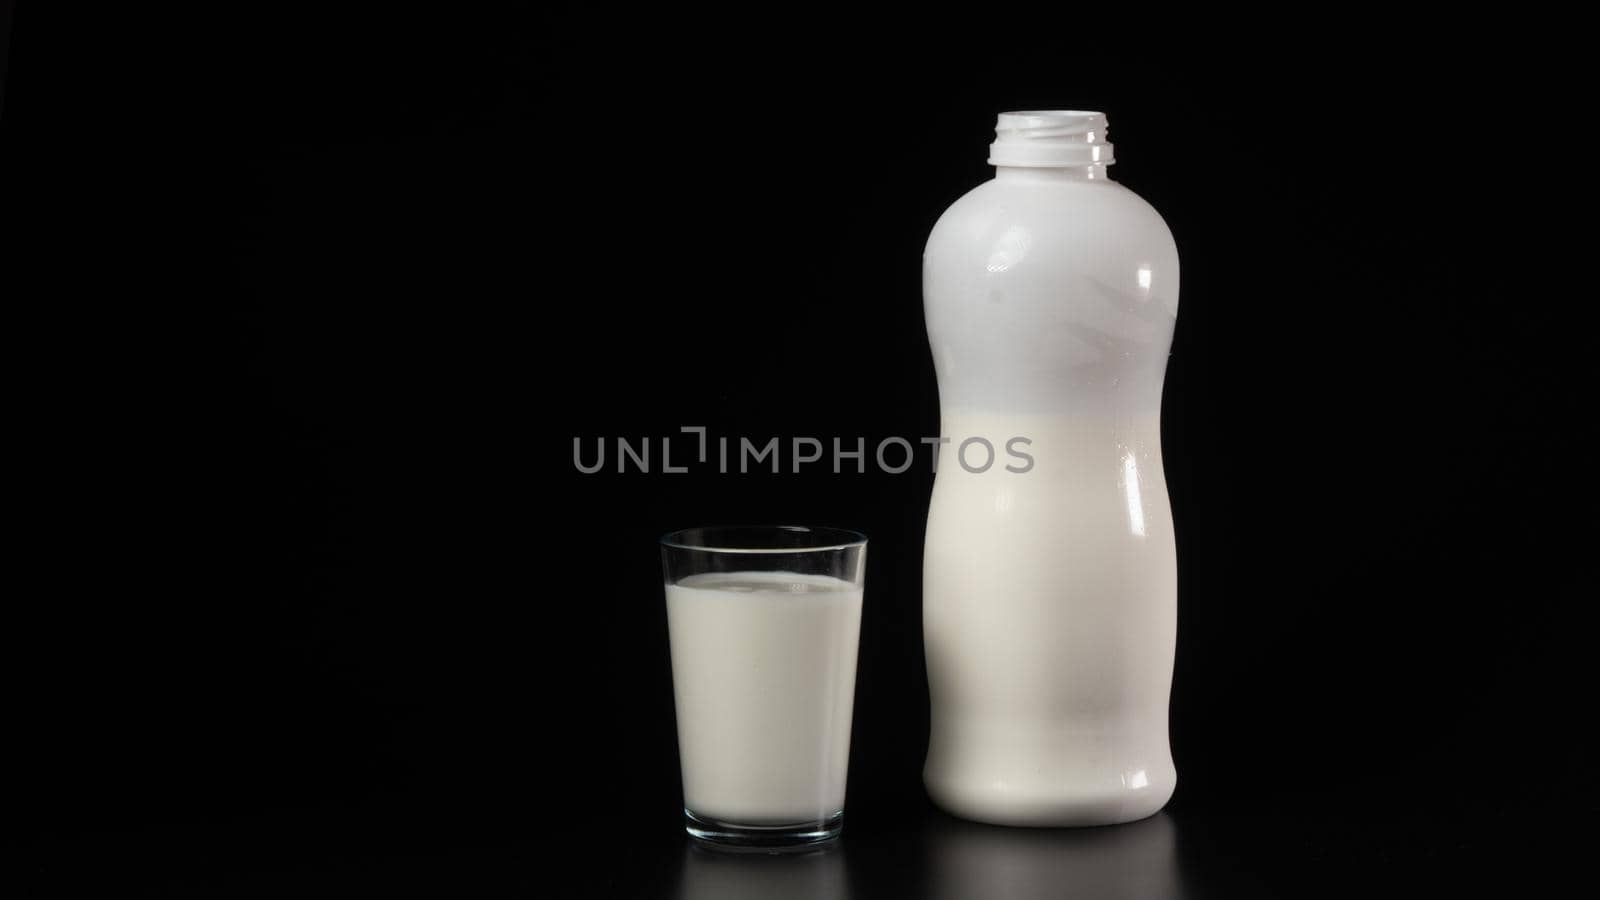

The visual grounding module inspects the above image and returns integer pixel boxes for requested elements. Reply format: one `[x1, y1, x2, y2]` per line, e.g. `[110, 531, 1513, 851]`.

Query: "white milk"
[924, 411, 1177, 825]
[666, 570, 863, 825]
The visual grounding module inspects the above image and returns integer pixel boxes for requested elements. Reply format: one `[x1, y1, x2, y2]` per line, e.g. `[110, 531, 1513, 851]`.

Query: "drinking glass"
[661, 525, 868, 850]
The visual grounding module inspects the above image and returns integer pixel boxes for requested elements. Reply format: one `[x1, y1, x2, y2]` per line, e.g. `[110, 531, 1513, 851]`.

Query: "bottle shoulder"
[921, 174, 1181, 346]
[925, 177, 1175, 261]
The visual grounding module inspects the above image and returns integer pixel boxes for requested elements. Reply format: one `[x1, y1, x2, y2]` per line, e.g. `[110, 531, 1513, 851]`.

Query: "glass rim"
[660, 525, 868, 554]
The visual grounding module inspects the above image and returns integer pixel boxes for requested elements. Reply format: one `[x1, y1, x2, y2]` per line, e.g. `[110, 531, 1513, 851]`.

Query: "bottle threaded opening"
[988, 110, 1114, 168]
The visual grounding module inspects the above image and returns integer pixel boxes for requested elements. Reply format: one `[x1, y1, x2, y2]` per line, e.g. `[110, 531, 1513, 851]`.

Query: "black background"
[4, 6, 1594, 896]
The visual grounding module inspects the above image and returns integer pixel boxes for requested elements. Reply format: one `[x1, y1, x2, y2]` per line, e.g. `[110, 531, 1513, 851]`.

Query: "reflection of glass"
[926, 813, 1188, 900]
[673, 842, 850, 900]
[662, 526, 867, 850]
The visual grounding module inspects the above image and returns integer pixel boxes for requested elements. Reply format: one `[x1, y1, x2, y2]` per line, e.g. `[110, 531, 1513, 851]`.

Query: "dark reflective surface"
[661, 812, 1191, 900]
[674, 842, 851, 900]
[921, 813, 1185, 900]
[13, 802, 1590, 897]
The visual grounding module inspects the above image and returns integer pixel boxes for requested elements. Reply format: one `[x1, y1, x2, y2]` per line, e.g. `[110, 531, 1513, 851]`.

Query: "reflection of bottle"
[922, 111, 1181, 826]
[673, 843, 850, 900]
[926, 813, 1188, 900]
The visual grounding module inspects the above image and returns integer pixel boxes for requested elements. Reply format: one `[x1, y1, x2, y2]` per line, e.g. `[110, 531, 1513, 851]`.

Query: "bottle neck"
[993, 164, 1110, 183]
[988, 111, 1114, 177]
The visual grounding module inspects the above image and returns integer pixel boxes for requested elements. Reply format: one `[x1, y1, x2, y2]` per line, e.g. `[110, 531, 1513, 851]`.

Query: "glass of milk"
[661, 525, 867, 850]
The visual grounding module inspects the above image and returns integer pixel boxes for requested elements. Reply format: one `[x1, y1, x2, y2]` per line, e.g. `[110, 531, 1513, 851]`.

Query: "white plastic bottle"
[922, 111, 1180, 826]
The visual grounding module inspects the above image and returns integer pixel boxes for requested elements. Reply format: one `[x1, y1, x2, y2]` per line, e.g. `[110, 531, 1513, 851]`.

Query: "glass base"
[683, 809, 843, 852]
